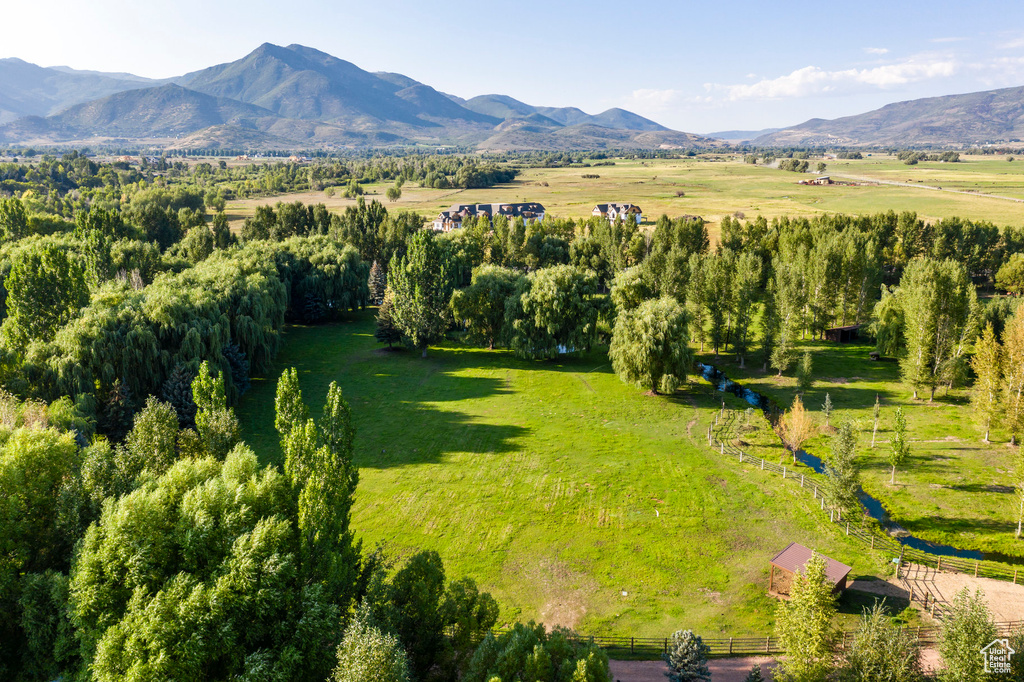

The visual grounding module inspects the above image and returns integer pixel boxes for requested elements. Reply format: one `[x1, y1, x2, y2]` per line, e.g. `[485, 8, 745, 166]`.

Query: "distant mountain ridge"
[754, 86, 1024, 147]
[0, 44, 705, 150]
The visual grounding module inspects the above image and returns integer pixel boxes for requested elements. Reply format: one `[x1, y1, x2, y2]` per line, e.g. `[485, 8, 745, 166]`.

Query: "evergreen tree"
[99, 379, 134, 441]
[160, 363, 198, 428]
[368, 260, 388, 305]
[939, 588, 995, 682]
[221, 342, 251, 396]
[663, 629, 711, 682]
[375, 288, 402, 349]
[744, 665, 765, 682]
[774, 554, 838, 682]
[822, 392, 833, 429]
[888, 407, 910, 485]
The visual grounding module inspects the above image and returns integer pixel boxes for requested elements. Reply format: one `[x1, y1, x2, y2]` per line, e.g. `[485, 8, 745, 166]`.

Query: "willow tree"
[450, 265, 524, 349]
[609, 297, 691, 394]
[505, 265, 600, 360]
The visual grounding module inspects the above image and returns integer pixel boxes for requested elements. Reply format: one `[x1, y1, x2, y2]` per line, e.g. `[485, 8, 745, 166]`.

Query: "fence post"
[721, 442, 724, 454]
[1015, 569, 1018, 585]
[801, 474, 804, 487]
[631, 637, 634, 654]
[783, 466, 786, 479]
[871, 535, 875, 550]
[937, 557, 941, 571]
[846, 521, 850, 535]
[729, 637, 733, 655]
[761, 459, 765, 470]
[975, 561, 979, 578]
[821, 497, 825, 510]
[813, 486, 817, 498]
[664, 638, 668, 653]
[765, 636, 770, 653]
[830, 509, 834, 522]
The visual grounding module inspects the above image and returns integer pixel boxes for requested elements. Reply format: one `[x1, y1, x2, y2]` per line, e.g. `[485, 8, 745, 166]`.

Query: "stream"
[697, 362, 1018, 563]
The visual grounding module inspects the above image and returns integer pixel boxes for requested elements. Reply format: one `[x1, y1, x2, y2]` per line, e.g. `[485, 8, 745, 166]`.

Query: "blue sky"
[7, 0, 1024, 132]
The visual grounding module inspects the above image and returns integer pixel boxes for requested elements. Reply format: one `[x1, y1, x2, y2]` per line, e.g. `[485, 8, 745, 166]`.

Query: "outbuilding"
[824, 324, 860, 343]
[768, 542, 852, 598]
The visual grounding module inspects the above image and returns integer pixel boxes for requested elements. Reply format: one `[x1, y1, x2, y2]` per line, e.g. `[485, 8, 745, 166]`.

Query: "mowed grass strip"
[236, 311, 881, 637]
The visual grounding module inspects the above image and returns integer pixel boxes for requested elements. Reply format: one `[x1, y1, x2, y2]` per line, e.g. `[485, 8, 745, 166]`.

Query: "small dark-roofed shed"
[824, 324, 860, 343]
[768, 542, 852, 598]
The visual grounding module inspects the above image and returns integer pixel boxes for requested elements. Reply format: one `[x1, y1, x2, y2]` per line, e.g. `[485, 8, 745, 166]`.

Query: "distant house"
[768, 542, 851, 598]
[592, 203, 643, 223]
[432, 202, 545, 232]
[800, 176, 833, 186]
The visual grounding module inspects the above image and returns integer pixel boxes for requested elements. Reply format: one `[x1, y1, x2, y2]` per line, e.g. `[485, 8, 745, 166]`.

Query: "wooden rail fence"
[707, 405, 1024, 587]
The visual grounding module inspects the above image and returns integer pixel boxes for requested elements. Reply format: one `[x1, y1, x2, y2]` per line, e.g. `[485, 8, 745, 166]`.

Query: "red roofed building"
[768, 542, 852, 598]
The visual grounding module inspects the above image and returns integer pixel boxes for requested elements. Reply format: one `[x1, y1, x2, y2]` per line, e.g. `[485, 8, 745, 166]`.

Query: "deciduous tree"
[780, 395, 816, 465]
[970, 324, 1002, 442]
[938, 588, 995, 682]
[609, 297, 692, 394]
[389, 230, 455, 357]
[838, 600, 922, 682]
[774, 554, 838, 682]
[888, 407, 910, 486]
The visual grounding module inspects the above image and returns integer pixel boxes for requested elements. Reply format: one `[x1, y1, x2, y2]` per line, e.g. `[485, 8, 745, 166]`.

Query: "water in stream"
[697, 362, 1017, 563]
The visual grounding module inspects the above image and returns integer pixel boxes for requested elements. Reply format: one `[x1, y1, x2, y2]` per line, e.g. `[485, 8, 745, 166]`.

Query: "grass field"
[698, 338, 1024, 561]
[226, 155, 1024, 241]
[235, 311, 890, 638]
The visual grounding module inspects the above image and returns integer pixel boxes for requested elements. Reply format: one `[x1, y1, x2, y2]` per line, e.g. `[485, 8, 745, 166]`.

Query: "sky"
[6, 0, 1024, 133]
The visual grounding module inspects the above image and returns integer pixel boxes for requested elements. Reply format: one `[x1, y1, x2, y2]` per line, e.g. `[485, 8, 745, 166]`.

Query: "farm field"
[235, 311, 890, 638]
[697, 338, 1024, 562]
[225, 154, 1024, 241]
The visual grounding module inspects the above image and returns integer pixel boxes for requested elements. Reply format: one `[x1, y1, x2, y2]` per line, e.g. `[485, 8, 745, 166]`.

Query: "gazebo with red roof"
[768, 542, 852, 598]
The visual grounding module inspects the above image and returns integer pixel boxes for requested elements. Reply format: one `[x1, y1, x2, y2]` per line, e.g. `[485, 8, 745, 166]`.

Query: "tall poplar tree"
[731, 251, 762, 368]
[970, 324, 1002, 442]
[1003, 310, 1024, 445]
[888, 407, 910, 485]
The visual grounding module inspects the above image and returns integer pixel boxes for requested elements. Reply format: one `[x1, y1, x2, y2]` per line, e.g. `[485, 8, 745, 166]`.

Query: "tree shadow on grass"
[836, 589, 911, 618]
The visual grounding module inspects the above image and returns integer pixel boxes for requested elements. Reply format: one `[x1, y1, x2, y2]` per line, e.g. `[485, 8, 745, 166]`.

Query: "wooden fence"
[706, 405, 1024, 586]
[552, 620, 1024, 657]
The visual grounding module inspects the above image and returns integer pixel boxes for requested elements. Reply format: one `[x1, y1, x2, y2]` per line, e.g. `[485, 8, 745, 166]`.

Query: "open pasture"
[235, 312, 884, 638]
[225, 155, 1024, 239]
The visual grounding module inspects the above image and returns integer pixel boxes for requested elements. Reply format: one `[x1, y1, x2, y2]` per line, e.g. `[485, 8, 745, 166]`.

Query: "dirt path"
[830, 172, 1024, 203]
[610, 657, 776, 682]
[851, 563, 1024, 623]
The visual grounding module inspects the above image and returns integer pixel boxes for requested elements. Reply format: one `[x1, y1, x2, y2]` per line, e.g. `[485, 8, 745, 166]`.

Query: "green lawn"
[699, 338, 1024, 561]
[235, 311, 885, 637]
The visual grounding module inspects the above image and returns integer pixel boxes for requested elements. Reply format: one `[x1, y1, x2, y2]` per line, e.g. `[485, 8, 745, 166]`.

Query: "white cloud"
[626, 88, 685, 111]
[706, 57, 959, 101]
[864, 47, 889, 55]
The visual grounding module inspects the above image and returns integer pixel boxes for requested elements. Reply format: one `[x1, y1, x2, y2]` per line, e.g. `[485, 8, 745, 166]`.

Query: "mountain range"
[0, 44, 707, 151]
[751, 86, 1024, 147]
